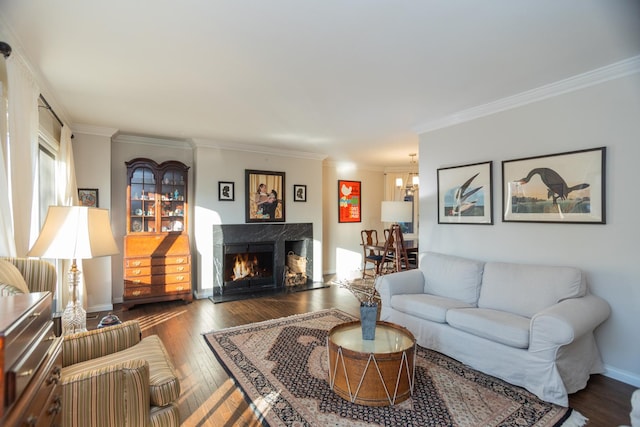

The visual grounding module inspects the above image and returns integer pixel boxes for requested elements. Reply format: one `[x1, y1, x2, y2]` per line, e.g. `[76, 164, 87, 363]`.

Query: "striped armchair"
[0, 256, 57, 296]
[60, 320, 181, 427]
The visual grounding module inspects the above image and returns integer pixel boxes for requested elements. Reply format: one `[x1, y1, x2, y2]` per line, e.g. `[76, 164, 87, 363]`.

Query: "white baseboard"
[604, 364, 640, 388]
[87, 303, 113, 314]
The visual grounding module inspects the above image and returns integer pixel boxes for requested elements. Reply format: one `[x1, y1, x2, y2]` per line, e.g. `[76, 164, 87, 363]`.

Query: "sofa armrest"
[375, 269, 425, 303]
[62, 320, 142, 367]
[529, 294, 610, 352]
[61, 359, 151, 427]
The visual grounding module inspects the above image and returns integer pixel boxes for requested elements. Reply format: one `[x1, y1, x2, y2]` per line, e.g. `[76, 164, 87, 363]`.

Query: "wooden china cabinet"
[123, 158, 193, 310]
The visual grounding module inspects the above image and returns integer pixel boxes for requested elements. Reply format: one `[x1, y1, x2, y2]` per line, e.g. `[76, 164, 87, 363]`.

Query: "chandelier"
[395, 153, 419, 196]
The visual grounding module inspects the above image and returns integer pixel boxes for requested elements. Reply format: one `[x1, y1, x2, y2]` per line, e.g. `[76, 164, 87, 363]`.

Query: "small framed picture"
[293, 184, 307, 202]
[218, 181, 234, 201]
[437, 161, 493, 224]
[78, 188, 99, 207]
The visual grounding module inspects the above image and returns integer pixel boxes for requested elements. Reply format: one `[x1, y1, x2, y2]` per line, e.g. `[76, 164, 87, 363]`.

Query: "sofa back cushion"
[478, 262, 586, 317]
[420, 252, 484, 306]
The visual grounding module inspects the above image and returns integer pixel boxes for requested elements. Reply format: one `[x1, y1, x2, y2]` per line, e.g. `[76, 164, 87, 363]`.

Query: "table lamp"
[28, 206, 119, 335]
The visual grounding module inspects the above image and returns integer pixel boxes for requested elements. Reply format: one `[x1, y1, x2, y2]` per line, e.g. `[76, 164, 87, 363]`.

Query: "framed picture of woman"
[245, 170, 285, 222]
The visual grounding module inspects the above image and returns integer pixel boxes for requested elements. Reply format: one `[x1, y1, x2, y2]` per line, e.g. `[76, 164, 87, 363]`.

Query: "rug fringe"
[561, 409, 588, 427]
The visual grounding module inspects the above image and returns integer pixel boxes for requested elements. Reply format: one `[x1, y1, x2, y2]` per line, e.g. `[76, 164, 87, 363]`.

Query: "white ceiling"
[1, 1, 639, 167]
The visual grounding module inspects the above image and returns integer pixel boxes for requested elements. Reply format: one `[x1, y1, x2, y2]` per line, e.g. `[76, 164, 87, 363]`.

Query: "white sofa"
[375, 251, 610, 407]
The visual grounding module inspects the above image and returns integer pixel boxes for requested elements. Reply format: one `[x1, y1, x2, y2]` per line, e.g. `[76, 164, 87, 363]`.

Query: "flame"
[231, 253, 259, 280]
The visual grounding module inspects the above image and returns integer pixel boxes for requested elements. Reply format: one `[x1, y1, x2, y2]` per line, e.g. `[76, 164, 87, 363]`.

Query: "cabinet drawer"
[19, 340, 62, 426]
[151, 264, 188, 275]
[151, 255, 190, 266]
[125, 272, 190, 286]
[124, 283, 191, 299]
[3, 296, 51, 372]
[125, 266, 151, 277]
[124, 258, 151, 268]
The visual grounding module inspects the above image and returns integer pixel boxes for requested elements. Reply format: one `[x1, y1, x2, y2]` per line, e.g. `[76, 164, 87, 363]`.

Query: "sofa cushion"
[0, 260, 30, 294]
[478, 262, 586, 318]
[391, 294, 474, 323]
[420, 252, 484, 306]
[62, 334, 180, 407]
[446, 308, 530, 348]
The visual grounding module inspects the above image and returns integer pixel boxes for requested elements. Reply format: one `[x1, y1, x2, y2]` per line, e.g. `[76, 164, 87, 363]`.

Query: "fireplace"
[223, 242, 275, 292]
[212, 223, 314, 301]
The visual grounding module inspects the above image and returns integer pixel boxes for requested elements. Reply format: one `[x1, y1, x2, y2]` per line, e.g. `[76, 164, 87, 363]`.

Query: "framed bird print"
[438, 161, 493, 224]
[502, 147, 606, 224]
[338, 180, 361, 223]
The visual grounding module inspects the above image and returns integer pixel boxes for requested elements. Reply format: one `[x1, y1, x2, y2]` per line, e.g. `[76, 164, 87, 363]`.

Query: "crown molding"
[112, 133, 192, 149]
[414, 55, 640, 135]
[73, 124, 119, 138]
[192, 138, 328, 161]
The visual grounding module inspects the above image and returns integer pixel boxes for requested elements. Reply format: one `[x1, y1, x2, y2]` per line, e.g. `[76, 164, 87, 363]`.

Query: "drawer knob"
[132, 290, 141, 296]
[176, 275, 184, 281]
[132, 261, 141, 266]
[176, 286, 184, 291]
[176, 258, 185, 263]
[133, 279, 141, 284]
[176, 266, 185, 272]
[48, 395, 62, 415]
[30, 311, 41, 318]
[133, 269, 142, 275]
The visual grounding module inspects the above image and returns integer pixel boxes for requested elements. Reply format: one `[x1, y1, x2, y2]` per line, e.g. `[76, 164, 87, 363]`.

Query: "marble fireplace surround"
[212, 223, 314, 301]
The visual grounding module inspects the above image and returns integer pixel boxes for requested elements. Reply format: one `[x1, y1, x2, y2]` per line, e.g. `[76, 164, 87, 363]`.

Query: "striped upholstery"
[0, 282, 24, 295]
[63, 320, 142, 366]
[61, 321, 180, 426]
[0, 257, 57, 293]
[61, 360, 151, 427]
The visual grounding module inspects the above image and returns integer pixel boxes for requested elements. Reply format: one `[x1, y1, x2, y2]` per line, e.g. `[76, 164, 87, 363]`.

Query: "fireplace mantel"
[212, 223, 313, 300]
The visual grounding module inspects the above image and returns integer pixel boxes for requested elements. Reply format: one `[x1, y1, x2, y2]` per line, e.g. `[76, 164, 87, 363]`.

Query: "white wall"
[72, 131, 115, 312]
[322, 162, 385, 278]
[418, 73, 640, 386]
[192, 144, 324, 296]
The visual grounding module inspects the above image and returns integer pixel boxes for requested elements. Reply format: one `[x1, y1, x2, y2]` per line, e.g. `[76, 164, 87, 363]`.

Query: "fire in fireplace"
[223, 242, 275, 293]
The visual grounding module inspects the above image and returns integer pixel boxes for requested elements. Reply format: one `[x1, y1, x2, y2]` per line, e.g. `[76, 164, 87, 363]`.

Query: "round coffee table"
[327, 320, 416, 406]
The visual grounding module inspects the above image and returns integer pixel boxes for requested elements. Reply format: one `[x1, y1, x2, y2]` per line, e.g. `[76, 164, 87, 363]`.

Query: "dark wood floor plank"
[89, 285, 635, 427]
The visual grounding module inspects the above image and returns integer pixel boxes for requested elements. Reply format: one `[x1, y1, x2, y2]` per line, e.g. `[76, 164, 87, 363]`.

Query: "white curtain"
[57, 125, 85, 309]
[0, 77, 16, 256]
[6, 54, 39, 256]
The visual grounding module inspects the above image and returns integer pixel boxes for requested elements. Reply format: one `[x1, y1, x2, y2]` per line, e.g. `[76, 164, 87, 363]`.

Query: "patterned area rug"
[204, 309, 582, 427]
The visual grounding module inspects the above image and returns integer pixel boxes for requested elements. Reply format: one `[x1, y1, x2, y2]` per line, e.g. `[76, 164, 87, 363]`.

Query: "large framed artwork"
[437, 161, 493, 224]
[245, 169, 285, 222]
[502, 147, 606, 223]
[338, 180, 361, 223]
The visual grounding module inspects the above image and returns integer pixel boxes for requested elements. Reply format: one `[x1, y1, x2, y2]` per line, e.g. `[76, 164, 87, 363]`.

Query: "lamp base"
[61, 301, 87, 335]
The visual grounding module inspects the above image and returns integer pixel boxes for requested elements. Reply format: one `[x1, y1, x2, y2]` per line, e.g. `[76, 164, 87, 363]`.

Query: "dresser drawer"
[125, 266, 151, 277]
[151, 264, 188, 275]
[3, 296, 51, 374]
[6, 323, 56, 407]
[16, 338, 62, 427]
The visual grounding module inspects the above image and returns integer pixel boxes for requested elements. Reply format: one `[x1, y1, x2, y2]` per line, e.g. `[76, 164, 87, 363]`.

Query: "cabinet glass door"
[160, 168, 186, 232]
[130, 167, 156, 233]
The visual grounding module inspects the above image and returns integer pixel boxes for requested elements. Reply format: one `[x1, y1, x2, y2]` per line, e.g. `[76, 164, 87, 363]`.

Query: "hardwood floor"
[91, 285, 636, 427]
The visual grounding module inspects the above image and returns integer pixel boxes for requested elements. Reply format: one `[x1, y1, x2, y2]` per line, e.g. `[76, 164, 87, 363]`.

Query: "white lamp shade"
[381, 201, 412, 223]
[29, 206, 119, 259]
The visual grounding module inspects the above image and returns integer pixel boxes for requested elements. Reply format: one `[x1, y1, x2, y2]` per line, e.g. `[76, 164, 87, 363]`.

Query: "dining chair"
[360, 230, 384, 278]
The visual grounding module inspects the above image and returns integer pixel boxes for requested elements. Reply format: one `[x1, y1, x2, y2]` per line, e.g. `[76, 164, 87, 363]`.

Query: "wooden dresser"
[1, 292, 62, 427]
[123, 158, 193, 310]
